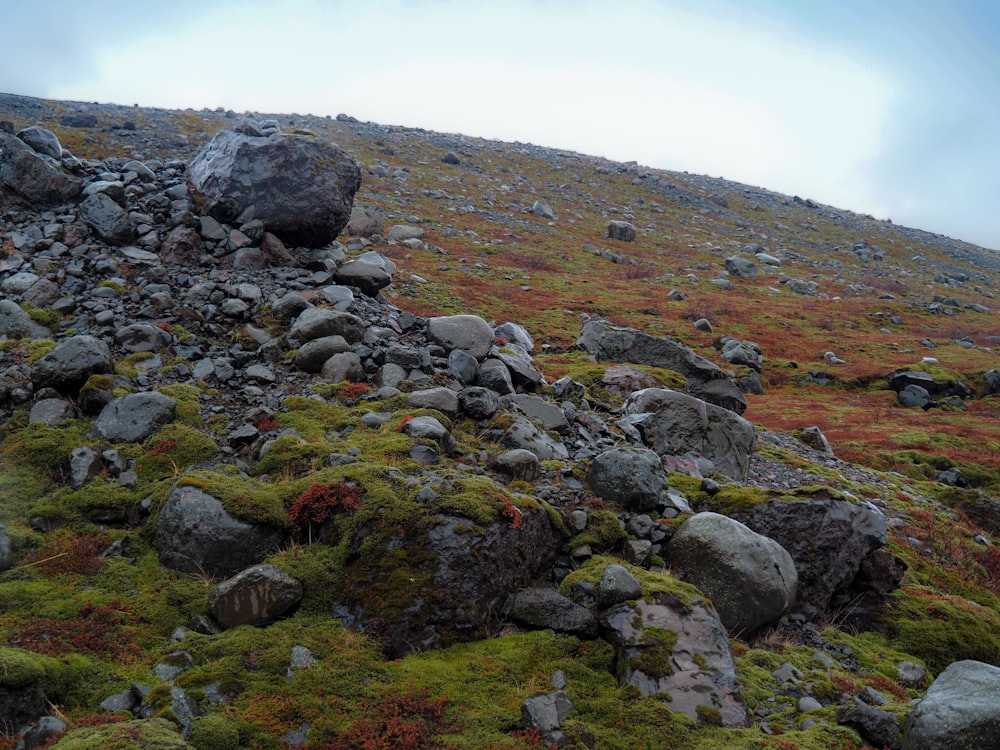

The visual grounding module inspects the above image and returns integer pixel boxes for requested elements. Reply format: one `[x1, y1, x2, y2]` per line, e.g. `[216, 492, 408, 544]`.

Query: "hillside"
[2, 92, 1000, 749]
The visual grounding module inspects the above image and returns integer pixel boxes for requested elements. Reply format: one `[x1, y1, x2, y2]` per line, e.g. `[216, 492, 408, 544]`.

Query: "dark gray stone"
[459, 386, 500, 420]
[79, 191, 133, 245]
[596, 563, 642, 608]
[902, 660, 1000, 750]
[92, 392, 176, 442]
[114, 323, 174, 353]
[28, 398, 76, 427]
[586, 445, 666, 512]
[287, 307, 365, 347]
[0, 131, 81, 205]
[500, 416, 569, 461]
[31, 334, 113, 393]
[293, 335, 351, 373]
[209, 564, 303, 629]
[493, 448, 541, 482]
[607, 220, 637, 242]
[506, 587, 597, 636]
[0, 299, 52, 340]
[428, 314, 495, 360]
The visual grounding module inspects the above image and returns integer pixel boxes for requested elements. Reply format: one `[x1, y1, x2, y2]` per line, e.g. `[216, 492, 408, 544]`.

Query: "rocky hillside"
[2, 92, 1000, 750]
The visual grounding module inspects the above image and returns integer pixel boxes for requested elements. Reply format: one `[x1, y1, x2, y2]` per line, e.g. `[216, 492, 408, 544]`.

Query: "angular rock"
[529, 200, 556, 220]
[607, 220, 637, 242]
[0, 299, 52, 340]
[725, 255, 756, 280]
[668, 512, 797, 635]
[901, 660, 1000, 750]
[188, 130, 362, 246]
[506, 587, 598, 636]
[402, 415, 455, 454]
[293, 335, 350, 373]
[596, 563, 642, 608]
[500, 415, 569, 461]
[459, 386, 500, 420]
[495, 343, 543, 388]
[493, 448, 541, 482]
[92, 392, 176, 442]
[69, 446, 102, 489]
[31, 334, 113, 393]
[114, 323, 174, 353]
[586, 445, 666, 512]
[209, 564, 303, 628]
[578, 319, 746, 413]
[27, 398, 76, 427]
[840, 699, 902, 750]
[321, 351, 365, 383]
[428, 314, 495, 360]
[494, 321, 535, 352]
[17, 126, 63, 158]
[155, 484, 287, 577]
[477, 358, 515, 395]
[334, 258, 392, 296]
[508, 394, 569, 433]
[623, 388, 757, 482]
[0, 131, 81, 205]
[287, 307, 365, 347]
[346, 205, 384, 237]
[601, 593, 748, 727]
[407, 386, 460, 417]
[79, 191, 133, 245]
[728, 498, 889, 622]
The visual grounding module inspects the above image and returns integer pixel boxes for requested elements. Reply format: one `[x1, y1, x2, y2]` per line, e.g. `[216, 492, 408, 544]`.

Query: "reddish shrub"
[25, 530, 110, 576]
[13, 598, 140, 661]
[286, 483, 363, 541]
[339, 382, 371, 402]
[498, 494, 524, 530]
[397, 415, 415, 432]
[321, 689, 456, 750]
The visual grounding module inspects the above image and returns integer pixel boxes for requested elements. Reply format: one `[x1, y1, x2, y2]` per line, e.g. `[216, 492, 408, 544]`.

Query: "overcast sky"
[3, 0, 998, 250]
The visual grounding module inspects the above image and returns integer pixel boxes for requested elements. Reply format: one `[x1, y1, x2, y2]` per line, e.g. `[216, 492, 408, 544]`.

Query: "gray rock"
[1, 271, 40, 294]
[508, 394, 569, 433]
[902, 660, 1000, 750]
[668, 512, 797, 635]
[188, 130, 361, 246]
[287, 307, 365, 346]
[477, 358, 515, 395]
[506, 587, 597, 636]
[22, 278, 62, 308]
[601, 594, 747, 727]
[596, 563, 642, 608]
[28, 397, 75, 427]
[159, 225, 204, 266]
[79, 191, 133, 245]
[0, 298, 53, 340]
[897, 660, 928, 689]
[725, 255, 756, 280]
[318, 284, 354, 311]
[623, 388, 757, 482]
[448, 348, 479, 385]
[31, 334, 113, 393]
[797, 426, 834, 456]
[607, 220, 637, 242]
[114, 323, 173, 353]
[0, 672, 48, 731]
[17, 126, 63, 158]
[321, 351, 365, 383]
[271, 291, 312, 322]
[0, 131, 81, 205]
[720, 338, 763, 371]
[577, 319, 746, 413]
[495, 321, 535, 353]
[500, 416, 569, 461]
[898, 384, 933, 408]
[586, 445, 666, 512]
[428, 314, 495, 360]
[334, 259, 392, 296]
[92, 392, 176, 442]
[346, 205, 384, 237]
[69, 446, 102, 489]
[840, 699, 902, 750]
[14, 715, 68, 749]
[529, 200, 556, 220]
[407, 386, 460, 416]
[494, 343, 543, 388]
[209, 564, 303, 629]
[387, 224, 424, 243]
[728, 498, 889, 622]
[522, 691, 573, 734]
[155, 484, 287, 577]
[493, 449, 541, 482]
[293, 335, 351, 373]
[459, 386, 501, 420]
[402, 415, 455, 454]
[0, 527, 15, 572]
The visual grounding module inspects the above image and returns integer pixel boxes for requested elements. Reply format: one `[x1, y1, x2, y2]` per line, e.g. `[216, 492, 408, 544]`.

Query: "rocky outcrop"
[0, 130, 81, 205]
[622, 388, 757, 482]
[188, 129, 361, 246]
[902, 660, 1000, 750]
[667, 512, 797, 635]
[577, 319, 747, 413]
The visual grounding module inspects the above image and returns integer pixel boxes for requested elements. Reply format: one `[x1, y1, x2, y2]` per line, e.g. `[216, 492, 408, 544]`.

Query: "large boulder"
[577, 319, 746, 413]
[91, 392, 176, 442]
[505, 587, 598, 637]
[78, 191, 133, 244]
[0, 299, 52, 340]
[339, 510, 562, 658]
[209, 564, 303, 629]
[427, 314, 496, 360]
[667, 512, 797, 635]
[902, 660, 1000, 750]
[601, 593, 748, 727]
[728, 498, 891, 622]
[286, 307, 365, 347]
[586, 445, 666, 512]
[154, 484, 287, 578]
[0, 131, 81, 205]
[500, 415, 569, 461]
[622, 388, 757, 482]
[30, 334, 113, 394]
[188, 130, 361, 246]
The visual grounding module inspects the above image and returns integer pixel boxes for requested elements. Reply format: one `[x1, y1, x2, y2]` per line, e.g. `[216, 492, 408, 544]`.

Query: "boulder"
[668, 512, 797, 635]
[493, 448, 541, 482]
[577, 319, 746, 413]
[92, 392, 176, 442]
[500, 416, 569, 461]
[187, 130, 361, 246]
[427, 314, 495, 360]
[902, 660, 1000, 750]
[601, 593, 748, 727]
[595, 563, 643, 609]
[31, 334, 113, 393]
[586, 445, 666, 512]
[494, 344, 544, 389]
[154, 484, 287, 578]
[114, 323, 174, 353]
[286, 307, 365, 347]
[725, 255, 756, 280]
[0, 131, 81, 205]
[407, 386, 460, 416]
[0, 299, 52, 340]
[477, 358, 515, 395]
[607, 220, 637, 242]
[334, 258, 393, 296]
[840, 698, 903, 750]
[321, 351, 365, 383]
[506, 587, 598, 636]
[209, 564, 303, 628]
[623, 388, 757, 482]
[17, 126, 63, 158]
[494, 321, 535, 352]
[78, 191, 133, 245]
[346, 205, 384, 237]
[888, 370, 971, 401]
[293, 335, 351, 373]
[728, 498, 890, 622]
[529, 200, 556, 219]
[507, 394, 569, 433]
[459, 386, 500, 420]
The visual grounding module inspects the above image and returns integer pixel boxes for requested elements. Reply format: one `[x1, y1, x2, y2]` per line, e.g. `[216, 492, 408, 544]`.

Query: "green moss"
[570, 508, 626, 551]
[187, 714, 241, 750]
[26, 338, 57, 362]
[694, 704, 722, 726]
[98, 280, 126, 293]
[156, 384, 203, 426]
[175, 470, 292, 530]
[254, 434, 330, 478]
[138, 423, 219, 481]
[51, 718, 193, 749]
[559, 556, 703, 611]
[0, 646, 62, 688]
[1, 419, 90, 480]
[20, 301, 60, 330]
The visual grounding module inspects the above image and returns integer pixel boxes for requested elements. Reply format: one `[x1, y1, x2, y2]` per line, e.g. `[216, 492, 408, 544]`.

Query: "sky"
[2, 0, 998, 250]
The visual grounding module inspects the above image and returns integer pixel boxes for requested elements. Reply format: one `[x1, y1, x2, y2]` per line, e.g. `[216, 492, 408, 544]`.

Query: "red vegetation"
[25, 530, 110, 576]
[497, 494, 524, 530]
[338, 382, 371, 402]
[318, 689, 456, 750]
[12, 598, 141, 661]
[902, 508, 1000, 598]
[286, 482, 363, 541]
[397, 415, 415, 432]
[146, 436, 180, 458]
[253, 413, 280, 432]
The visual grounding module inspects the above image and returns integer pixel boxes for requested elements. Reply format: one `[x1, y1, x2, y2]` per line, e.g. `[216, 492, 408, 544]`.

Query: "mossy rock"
[50, 718, 194, 749]
[186, 714, 241, 750]
[569, 508, 627, 551]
